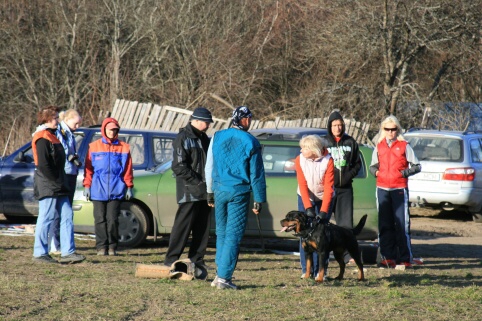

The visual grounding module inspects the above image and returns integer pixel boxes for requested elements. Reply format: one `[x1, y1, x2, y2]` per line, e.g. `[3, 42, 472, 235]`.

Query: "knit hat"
[190, 107, 213, 123]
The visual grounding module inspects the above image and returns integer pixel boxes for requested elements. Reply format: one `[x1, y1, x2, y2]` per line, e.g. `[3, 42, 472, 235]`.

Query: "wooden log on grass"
[135, 264, 171, 279]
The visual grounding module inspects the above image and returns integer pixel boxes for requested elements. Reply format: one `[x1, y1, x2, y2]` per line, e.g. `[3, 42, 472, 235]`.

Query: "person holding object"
[32, 106, 85, 264]
[83, 117, 134, 256]
[49, 109, 83, 255]
[295, 135, 335, 279]
[325, 111, 361, 263]
[205, 106, 266, 290]
[369, 115, 421, 268]
[163, 107, 213, 272]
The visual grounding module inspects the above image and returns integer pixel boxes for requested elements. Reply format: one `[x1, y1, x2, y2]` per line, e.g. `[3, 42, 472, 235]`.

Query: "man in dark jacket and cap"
[164, 107, 213, 271]
[326, 111, 362, 235]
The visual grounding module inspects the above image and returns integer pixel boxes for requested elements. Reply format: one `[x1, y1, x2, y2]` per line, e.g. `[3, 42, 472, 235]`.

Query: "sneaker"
[378, 259, 396, 269]
[97, 249, 107, 256]
[59, 253, 86, 264]
[216, 278, 238, 290]
[211, 275, 219, 287]
[108, 249, 117, 256]
[400, 262, 413, 268]
[33, 255, 57, 264]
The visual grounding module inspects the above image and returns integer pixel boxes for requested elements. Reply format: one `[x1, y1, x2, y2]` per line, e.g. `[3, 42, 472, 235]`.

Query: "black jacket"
[172, 123, 210, 203]
[326, 111, 362, 188]
[33, 128, 71, 200]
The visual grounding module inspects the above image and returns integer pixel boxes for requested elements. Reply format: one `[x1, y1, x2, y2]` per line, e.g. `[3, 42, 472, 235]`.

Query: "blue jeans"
[34, 196, 76, 257]
[298, 195, 334, 275]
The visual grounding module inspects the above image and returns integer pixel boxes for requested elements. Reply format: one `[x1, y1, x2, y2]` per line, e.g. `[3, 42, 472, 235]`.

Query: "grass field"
[1, 234, 481, 321]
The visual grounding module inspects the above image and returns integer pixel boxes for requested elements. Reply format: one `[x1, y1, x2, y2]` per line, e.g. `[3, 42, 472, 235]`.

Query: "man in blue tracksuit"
[205, 106, 266, 290]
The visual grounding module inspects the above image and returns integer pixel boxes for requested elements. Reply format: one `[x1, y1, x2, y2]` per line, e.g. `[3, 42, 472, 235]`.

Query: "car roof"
[249, 127, 328, 140]
[79, 126, 177, 137]
[404, 129, 479, 139]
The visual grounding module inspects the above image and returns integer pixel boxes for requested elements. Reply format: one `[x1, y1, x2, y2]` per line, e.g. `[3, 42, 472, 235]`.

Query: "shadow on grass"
[380, 272, 482, 287]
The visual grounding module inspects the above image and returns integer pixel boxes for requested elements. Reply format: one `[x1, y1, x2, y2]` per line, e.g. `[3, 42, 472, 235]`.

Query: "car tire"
[472, 212, 482, 223]
[118, 202, 150, 248]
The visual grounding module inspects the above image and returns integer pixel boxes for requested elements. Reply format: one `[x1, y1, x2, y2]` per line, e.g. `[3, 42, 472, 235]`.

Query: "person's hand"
[315, 211, 328, 224]
[252, 202, 262, 214]
[207, 193, 215, 207]
[84, 187, 90, 201]
[125, 188, 133, 200]
[305, 207, 316, 218]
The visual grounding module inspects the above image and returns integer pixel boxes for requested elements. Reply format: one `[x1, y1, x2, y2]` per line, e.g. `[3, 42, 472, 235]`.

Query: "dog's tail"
[352, 214, 368, 236]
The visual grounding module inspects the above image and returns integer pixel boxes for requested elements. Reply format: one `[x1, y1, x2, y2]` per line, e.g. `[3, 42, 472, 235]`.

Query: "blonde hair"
[59, 109, 81, 122]
[299, 135, 325, 158]
[377, 115, 405, 143]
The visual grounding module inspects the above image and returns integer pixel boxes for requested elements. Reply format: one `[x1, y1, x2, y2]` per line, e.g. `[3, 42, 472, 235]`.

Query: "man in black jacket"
[164, 107, 213, 271]
[326, 111, 362, 233]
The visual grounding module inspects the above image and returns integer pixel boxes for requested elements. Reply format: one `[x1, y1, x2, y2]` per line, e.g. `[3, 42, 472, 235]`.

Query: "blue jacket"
[56, 121, 78, 175]
[205, 128, 266, 203]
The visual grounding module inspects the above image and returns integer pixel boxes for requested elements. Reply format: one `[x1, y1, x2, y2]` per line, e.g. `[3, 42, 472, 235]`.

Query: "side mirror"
[14, 151, 26, 163]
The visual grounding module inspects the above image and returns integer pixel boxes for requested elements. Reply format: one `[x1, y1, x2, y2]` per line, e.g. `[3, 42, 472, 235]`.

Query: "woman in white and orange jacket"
[295, 135, 335, 279]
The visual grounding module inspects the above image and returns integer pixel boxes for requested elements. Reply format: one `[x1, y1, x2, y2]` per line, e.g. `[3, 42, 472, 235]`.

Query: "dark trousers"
[376, 187, 413, 263]
[164, 201, 211, 265]
[332, 186, 354, 229]
[92, 200, 121, 251]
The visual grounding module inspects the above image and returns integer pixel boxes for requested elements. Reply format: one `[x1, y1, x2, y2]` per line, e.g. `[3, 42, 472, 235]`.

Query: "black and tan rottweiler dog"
[280, 210, 367, 283]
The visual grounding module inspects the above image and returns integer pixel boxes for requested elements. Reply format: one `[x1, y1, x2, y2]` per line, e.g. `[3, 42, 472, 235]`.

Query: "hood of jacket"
[101, 117, 120, 144]
[327, 111, 345, 140]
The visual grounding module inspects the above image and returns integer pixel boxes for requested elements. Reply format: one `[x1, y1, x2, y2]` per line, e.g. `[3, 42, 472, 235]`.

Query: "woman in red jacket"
[83, 118, 134, 256]
[370, 115, 421, 268]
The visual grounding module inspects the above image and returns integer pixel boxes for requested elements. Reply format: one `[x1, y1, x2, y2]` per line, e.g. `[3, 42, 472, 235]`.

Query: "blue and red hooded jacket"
[83, 118, 134, 201]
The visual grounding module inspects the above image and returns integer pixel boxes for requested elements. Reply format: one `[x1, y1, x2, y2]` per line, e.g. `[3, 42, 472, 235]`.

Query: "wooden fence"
[101, 99, 372, 145]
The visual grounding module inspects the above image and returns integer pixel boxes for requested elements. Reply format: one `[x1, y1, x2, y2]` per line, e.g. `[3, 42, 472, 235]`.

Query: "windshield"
[406, 137, 463, 162]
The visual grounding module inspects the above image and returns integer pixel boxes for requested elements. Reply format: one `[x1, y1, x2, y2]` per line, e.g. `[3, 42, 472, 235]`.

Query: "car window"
[355, 152, 366, 178]
[91, 133, 145, 165]
[469, 138, 482, 163]
[153, 137, 174, 164]
[406, 137, 461, 161]
[261, 145, 300, 174]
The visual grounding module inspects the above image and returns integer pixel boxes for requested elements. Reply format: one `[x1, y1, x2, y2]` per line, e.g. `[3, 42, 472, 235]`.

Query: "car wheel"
[118, 202, 150, 248]
[472, 212, 482, 223]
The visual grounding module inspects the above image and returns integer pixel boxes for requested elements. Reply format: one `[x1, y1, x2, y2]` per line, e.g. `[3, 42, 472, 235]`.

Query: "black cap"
[190, 107, 213, 123]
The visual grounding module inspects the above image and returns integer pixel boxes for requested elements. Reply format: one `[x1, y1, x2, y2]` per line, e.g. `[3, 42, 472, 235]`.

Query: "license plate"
[413, 172, 440, 181]
[264, 162, 273, 170]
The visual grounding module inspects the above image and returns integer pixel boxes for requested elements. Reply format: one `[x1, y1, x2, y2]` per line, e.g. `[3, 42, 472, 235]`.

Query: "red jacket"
[376, 140, 409, 189]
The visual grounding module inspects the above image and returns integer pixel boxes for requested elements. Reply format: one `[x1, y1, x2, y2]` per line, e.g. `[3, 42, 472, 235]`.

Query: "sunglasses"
[384, 127, 397, 132]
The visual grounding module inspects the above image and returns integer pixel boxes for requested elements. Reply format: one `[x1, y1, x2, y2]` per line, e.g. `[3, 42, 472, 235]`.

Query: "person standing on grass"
[369, 115, 421, 269]
[205, 106, 266, 290]
[163, 107, 213, 272]
[32, 106, 85, 264]
[49, 109, 83, 255]
[325, 111, 361, 263]
[295, 135, 335, 279]
[83, 117, 134, 256]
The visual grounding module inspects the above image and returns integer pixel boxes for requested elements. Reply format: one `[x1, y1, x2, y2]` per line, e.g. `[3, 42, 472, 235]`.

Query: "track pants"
[376, 187, 413, 263]
[214, 190, 250, 281]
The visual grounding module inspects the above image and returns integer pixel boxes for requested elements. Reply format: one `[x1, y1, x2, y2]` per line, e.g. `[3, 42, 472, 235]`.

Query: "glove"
[253, 202, 262, 213]
[84, 187, 91, 201]
[315, 211, 328, 224]
[125, 188, 133, 200]
[305, 207, 316, 218]
[207, 193, 215, 206]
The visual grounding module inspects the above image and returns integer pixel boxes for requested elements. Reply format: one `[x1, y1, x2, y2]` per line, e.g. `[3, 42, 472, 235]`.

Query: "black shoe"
[33, 255, 57, 264]
[194, 261, 214, 271]
[59, 253, 86, 264]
